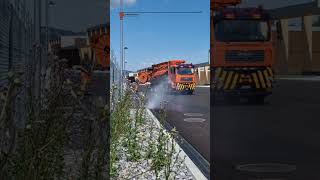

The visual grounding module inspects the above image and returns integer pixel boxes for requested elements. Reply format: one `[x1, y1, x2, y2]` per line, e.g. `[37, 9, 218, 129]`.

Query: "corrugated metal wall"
[0, 0, 33, 127]
[0, 0, 33, 84]
[273, 31, 320, 74]
[0, 1, 11, 84]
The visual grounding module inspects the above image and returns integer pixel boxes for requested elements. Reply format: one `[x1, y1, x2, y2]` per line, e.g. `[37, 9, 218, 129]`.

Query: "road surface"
[213, 77, 320, 179]
[147, 86, 210, 177]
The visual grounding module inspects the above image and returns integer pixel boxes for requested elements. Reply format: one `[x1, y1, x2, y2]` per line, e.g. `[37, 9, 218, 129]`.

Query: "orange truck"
[80, 24, 109, 91]
[211, 0, 275, 103]
[136, 60, 196, 94]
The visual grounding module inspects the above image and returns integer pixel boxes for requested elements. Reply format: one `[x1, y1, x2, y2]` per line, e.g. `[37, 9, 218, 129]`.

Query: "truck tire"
[187, 90, 194, 95]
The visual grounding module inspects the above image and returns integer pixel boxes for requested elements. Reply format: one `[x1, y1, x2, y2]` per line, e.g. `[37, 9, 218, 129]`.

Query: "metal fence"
[110, 54, 121, 108]
[0, 0, 33, 84]
[0, 0, 33, 127]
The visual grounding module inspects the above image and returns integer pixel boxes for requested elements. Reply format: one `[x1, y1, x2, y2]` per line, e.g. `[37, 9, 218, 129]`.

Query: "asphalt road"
[164, 87, 210, 160]
[147, 86, 211, 177]
[213, 77, 320, 180]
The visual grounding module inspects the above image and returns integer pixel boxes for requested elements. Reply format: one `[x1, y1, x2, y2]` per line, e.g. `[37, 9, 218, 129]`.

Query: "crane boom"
[134, 60, 196, 94]
[137, 60, 185, 84]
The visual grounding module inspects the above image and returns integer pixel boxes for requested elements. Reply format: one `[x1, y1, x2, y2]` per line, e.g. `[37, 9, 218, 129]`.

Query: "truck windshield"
[214, 20, 270, 42]
[177, 68, 194, 75]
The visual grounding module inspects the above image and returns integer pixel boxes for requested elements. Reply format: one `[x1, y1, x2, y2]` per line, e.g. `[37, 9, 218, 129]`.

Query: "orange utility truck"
[136, 60, 196, 94]
[211, 0, 275, 103]
[80, 24, 109, 91]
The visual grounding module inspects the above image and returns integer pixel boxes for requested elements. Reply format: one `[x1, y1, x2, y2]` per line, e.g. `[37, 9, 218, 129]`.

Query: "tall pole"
[120, 0, 124, 94]
[124, 47, 128, 72]
[46, 0, 49, 57]
[124, 48, 126, 72]
[38, 0, 42, 103]
[33, 0, 37, 95]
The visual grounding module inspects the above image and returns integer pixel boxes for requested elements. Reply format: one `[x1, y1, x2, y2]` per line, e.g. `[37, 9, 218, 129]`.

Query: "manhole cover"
[184, 118, 206, 123]
[236, 163, 296, 173]
[184, 113, 204, 117]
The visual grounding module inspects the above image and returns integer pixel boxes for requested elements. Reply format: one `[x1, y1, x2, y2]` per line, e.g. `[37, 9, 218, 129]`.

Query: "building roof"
[194, 62, 210, 67]
[268, 1, 320, 19]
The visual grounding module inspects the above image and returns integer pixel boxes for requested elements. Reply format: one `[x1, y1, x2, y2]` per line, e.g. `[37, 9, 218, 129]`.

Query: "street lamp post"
[124, 47, 128, 72]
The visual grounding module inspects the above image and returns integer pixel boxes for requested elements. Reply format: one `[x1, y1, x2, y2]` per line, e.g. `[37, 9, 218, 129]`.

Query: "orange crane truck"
[136, 60, 196, 95]
[80, 24, 109, 92]
[211, 0, 275, 103]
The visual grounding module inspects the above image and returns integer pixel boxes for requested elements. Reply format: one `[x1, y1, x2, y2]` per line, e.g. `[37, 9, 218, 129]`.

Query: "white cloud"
[111, 0, 137, 8]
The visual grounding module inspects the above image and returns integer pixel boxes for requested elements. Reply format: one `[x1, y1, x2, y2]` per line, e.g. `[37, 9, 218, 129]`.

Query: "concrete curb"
[146, 109, 208, 180]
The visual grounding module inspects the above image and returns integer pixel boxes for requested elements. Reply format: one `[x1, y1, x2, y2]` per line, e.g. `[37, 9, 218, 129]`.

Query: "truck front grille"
[180, 77, 193, 82]
[225, 50, 265, 62]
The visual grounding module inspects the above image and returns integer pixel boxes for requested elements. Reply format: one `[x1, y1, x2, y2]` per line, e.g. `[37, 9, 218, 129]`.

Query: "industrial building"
[194, 62, 210, 85]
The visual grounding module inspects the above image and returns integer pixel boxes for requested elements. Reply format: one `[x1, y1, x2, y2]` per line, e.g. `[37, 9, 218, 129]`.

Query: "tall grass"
[0, 60, 109, 179]
[110, 85, 185, 179]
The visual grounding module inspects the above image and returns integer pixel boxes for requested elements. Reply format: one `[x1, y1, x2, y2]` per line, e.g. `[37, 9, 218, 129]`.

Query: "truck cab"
[168, 62, 196, 94]
[211, 6, 275, 103]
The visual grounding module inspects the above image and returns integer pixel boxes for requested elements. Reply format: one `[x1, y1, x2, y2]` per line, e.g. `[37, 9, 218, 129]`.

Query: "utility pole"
[119, 0, 124, 95]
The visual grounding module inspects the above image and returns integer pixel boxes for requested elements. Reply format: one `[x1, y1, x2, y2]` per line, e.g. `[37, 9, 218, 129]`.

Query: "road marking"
[278, 77, 320, 81]
[184, 118, 206, 123]
[236, 163, 296, 173]
[196, 85, 210, 88]
[184, 113, 204, 117]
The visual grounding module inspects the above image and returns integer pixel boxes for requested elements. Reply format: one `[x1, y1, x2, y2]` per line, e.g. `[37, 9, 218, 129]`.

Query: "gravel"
[111, 109, 195, 180]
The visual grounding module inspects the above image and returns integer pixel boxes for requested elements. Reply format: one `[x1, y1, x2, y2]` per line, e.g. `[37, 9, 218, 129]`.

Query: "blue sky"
[110, 0, 210, 71]
[110, 0, 316, 71]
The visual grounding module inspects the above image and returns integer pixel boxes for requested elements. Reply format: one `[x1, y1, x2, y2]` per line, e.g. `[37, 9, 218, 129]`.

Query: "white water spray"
[146, 80, 169, 109]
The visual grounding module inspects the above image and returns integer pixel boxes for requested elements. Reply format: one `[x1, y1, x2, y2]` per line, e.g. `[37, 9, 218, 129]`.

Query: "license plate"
[241, 85, 251, 89]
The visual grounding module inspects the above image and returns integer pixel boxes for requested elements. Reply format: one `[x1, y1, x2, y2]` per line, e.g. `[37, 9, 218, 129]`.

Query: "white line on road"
[197, 85, 210, 88]
[184, 113, 204, 117]
[277, 76, 320, 81]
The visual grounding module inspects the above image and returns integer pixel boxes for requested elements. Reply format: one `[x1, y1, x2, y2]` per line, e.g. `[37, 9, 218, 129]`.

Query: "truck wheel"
[187, 90, 194, 95]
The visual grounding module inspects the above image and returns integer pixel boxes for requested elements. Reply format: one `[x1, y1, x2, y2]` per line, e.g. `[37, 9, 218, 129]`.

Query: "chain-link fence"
[110, 50, 121, 110]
